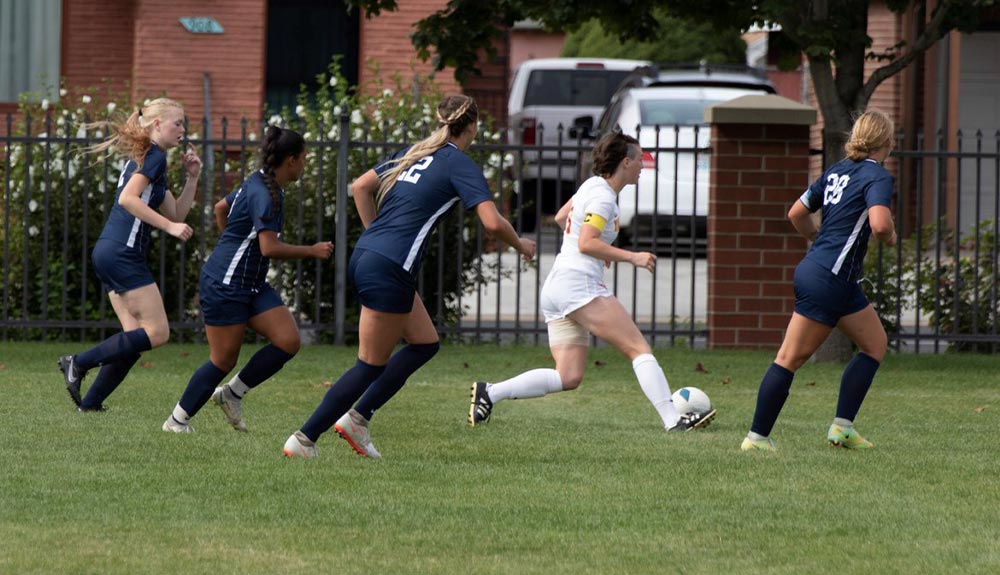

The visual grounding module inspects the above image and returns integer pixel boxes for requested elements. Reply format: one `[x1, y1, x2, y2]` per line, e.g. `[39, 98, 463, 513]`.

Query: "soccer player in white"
[469, 131, 715, 431]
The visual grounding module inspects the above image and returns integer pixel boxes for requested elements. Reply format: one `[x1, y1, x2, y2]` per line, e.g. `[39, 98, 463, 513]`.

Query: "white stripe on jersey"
[403, 197, 459, 272]
[831, 209, 869, 275]
[223, 229, 258, 285]
[125, 183, 154, 248]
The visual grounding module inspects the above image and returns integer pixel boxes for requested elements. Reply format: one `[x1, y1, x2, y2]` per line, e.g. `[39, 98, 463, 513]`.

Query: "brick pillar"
[706, 95, 817, 349]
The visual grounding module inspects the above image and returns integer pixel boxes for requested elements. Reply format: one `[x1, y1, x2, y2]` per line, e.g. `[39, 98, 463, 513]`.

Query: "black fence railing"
[1, 113, 708, 347]
[3, 113, 999, 352]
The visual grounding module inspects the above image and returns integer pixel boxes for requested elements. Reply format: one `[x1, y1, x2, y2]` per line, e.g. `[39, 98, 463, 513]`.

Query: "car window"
[639, 99, 725, 126]
[524, 70, 634, 107]
[599, 97, 623, 133]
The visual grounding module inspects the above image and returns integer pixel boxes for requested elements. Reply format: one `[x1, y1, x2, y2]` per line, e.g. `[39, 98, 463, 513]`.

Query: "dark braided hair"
[259, 126, 306, 212]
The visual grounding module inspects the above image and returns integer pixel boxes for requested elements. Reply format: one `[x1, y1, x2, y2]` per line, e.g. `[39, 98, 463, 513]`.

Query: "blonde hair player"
[58, 97, 201, 411]
[741, 109, 897, 452]
[469, 131, 715, 432]
[283, 95, 536, 458]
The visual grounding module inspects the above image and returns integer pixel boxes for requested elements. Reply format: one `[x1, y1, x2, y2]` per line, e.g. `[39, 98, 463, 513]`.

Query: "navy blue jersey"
[97, 143, 168, 255]
[354, 142, 492, 273]
[202, 171, 284, 292]
[799, 158, 894, 282]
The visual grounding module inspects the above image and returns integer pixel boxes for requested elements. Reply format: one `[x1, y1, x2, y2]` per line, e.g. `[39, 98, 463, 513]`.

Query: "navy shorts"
[199, 271, 284, 326]
[348, 248, 416, 314]
[793, 258, 870, 327]
[91, 239, 155, 294]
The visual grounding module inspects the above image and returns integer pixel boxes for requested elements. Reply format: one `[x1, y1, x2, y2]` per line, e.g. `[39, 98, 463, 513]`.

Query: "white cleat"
[162, 416, 194, 433]
[282, 431, 318, 458]
[211, 386, 247, 432]
[334, 409, 381, 459]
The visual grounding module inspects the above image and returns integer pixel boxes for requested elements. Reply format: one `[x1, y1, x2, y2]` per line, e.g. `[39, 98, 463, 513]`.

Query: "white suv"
[593, 64, 775, 253]
[507, 58, 650, 231]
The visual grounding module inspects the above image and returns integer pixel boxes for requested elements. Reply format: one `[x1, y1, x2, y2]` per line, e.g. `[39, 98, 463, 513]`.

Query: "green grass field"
[1, 342, 998, 574]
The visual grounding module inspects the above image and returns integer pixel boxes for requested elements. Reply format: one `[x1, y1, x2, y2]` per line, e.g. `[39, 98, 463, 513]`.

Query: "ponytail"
[259, 125, 306, 212]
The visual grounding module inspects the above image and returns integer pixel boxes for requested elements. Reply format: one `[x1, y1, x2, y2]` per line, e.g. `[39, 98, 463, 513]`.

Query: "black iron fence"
[2, 113, 999, 352]
[867, 130, 1000, 353]
[0, 113, 708, 347]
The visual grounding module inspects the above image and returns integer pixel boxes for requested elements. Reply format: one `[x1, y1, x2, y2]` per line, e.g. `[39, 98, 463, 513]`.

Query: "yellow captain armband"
[582, 212, 607, 231]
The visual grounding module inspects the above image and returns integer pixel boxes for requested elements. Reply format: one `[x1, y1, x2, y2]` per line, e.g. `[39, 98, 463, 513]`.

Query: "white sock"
[487, 369, 563, 403]
[833, 417, 853, 428]
[227, 374, 250, 398]
[632, 353, 680, 428]
[171, 403, 191, 425]
[747, 431, 768, 442]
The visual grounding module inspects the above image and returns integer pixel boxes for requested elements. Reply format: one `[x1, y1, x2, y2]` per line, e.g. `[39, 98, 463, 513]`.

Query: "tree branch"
[863, 0, 954, 102]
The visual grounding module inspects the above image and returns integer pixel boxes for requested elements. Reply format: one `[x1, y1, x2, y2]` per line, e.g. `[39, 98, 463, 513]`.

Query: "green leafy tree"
[349, 0, 994, 169]
[561, 12, 747, 63]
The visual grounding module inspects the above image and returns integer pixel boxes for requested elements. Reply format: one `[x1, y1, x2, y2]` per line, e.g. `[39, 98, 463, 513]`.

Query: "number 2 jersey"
[798, 158, 894, 283]
[354, 142, 493, 274]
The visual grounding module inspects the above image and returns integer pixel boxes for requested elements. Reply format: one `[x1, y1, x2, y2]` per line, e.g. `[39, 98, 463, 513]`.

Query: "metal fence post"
[334, 113, 350, 345]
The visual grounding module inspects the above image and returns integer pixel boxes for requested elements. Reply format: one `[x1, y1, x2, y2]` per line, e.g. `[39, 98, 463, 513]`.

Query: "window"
[524, 70, 633, 107]
[639, 99, 725, 126]
[0, 0, 62, 103]
[265, 0, 359, 113]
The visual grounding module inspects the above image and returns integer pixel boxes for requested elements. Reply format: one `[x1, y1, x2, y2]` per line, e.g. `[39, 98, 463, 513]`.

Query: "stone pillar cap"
[705, 94, 816, 126]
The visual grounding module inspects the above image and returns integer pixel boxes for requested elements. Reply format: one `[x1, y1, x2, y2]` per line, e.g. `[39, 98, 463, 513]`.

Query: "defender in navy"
[162, 127, 333, 433]
[283, 95, 536, 459]
[741, 110, 898, 452]
[58, 97, 201, 411]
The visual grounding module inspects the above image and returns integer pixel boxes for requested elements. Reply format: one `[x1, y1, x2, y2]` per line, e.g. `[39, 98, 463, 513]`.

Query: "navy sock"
[75, 328, 152, 372]
[750, 363, 795, 437]
[80, 352, 141, 408]
[238, 344, 296, 389]
[178, 361, 230, 418]
[299, 359, 386, 442]
[836, 352, 880, 422]
[354, 342, 440, 421]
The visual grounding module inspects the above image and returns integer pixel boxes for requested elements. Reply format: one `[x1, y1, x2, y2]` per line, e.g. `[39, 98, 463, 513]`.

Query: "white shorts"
[540, 267, 612, 322]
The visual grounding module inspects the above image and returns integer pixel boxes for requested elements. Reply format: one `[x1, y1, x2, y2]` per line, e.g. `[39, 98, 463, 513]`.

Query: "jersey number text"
[400, 156, 434, 184]
[823, 174, 850, 205]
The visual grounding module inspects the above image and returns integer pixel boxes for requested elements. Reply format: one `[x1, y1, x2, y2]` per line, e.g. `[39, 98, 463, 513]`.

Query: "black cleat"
[667, 409, 717, 432]
[77, 404, 107, 413]
[58, 355, 84, 407]
[468, 381, 493, 426]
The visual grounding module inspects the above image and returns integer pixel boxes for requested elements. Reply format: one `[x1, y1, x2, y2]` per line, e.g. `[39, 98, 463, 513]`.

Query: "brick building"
[0, 0, 492, 129]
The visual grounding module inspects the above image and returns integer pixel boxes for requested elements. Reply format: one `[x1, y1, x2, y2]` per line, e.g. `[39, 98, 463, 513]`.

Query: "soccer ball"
[672, 387, 712, 416]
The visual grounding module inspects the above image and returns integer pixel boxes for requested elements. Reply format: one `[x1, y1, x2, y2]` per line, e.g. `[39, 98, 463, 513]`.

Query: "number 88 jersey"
[798, 158, 894, 282]
[355, 142, 493, 274]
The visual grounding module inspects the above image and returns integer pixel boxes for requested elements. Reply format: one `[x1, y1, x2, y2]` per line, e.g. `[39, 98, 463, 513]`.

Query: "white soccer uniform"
[540, 176, 620, 322]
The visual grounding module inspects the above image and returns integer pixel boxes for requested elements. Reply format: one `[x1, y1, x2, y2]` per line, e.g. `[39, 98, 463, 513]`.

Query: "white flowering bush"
[1, 59, 520, 342]
[267, 57, 518, 339]
[1, 82, 214, 340]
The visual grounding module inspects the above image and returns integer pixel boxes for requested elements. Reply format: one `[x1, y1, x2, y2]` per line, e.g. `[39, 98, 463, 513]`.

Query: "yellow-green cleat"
[740, 437, 777, 452]
[827, 424, 873, 449]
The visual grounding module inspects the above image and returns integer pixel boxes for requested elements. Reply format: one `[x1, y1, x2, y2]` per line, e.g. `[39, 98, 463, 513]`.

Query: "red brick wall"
[62, 0, 135, 97]
[708, 123, 813, 349]
[132, 0, 266, 131]
[358, 1, 460, 98]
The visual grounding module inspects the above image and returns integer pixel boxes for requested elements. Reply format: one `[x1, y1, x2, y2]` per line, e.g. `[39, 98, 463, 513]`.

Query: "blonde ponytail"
[83, 97, 183, 169]
[845, 109, 894, 162]
[375, 95, 478, 209]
